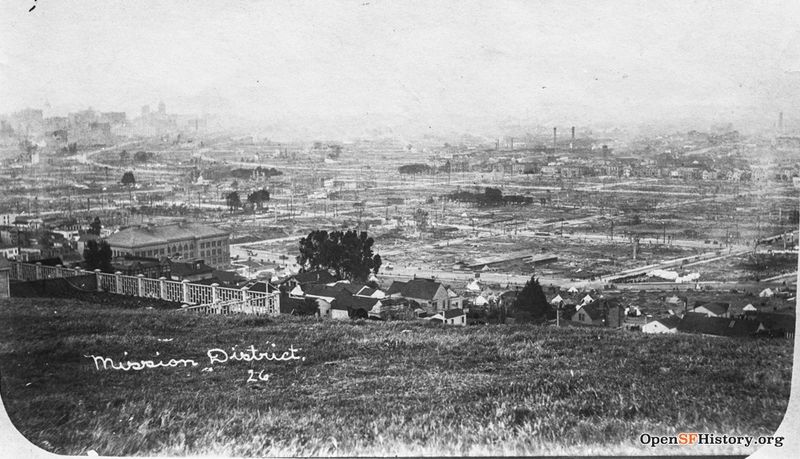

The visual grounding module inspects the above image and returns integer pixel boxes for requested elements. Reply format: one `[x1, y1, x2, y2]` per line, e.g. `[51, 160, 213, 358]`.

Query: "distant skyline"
[3, 0, 800, 135]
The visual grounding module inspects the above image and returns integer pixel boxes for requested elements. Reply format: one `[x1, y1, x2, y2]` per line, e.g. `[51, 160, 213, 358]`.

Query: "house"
[677, 312, 760, 338]
[332, 293, 383, 319]
[550, 294, 564, 306]
[169, 259, 214, 282]
[642, 316, 680, 334]
[0, 257, 10, 298]
[692, 302, 730, 318]
[427, 308, 466, 326]
[387, 278, 453, 315]
[572, 302, 604, 326]
[571, 299, 624, 327]
[759, 288, 774, 298]
[281, 269, 338, 290]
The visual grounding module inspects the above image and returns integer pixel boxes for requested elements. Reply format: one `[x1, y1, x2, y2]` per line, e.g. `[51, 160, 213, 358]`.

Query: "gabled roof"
[578, 302, 604, 320]
[650, 316, 681, 329]
[302, 283, 343, 299]
[332, 292, 381, 311]
[388, 278, 444, 300]
[693, 302, 729, 316]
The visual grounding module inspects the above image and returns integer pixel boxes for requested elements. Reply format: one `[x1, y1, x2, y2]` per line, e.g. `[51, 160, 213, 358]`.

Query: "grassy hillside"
[0, 297, 792, 456]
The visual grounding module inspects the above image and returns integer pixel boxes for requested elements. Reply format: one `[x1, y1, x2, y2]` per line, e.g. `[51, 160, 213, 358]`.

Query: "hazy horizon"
[3, 0, 800, 136]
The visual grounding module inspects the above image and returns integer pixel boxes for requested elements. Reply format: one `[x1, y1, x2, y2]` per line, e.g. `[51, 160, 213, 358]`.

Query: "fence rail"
[8, 261, 280, 316]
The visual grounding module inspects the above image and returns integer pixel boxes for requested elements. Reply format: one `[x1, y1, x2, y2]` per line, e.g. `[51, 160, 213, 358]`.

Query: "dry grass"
[0, 297, 792, 456]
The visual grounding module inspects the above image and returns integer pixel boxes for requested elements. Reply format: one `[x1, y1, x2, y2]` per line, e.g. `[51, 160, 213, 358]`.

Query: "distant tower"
[158, 101, 166, 115]
[779, 112, 784, 134]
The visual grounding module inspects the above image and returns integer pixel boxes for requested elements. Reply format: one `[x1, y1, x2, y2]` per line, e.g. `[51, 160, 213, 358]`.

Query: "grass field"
[0, 297, 792, 456]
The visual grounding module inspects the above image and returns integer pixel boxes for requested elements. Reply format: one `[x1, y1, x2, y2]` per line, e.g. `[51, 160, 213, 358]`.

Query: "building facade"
[104, 223, 231, 267]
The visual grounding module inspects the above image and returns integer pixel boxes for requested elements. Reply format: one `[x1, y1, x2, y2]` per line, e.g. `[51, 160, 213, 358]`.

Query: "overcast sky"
[2, 0, 800, 133]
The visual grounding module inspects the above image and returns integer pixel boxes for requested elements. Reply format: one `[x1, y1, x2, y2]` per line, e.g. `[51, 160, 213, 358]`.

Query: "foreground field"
[0, 297, 792, 456]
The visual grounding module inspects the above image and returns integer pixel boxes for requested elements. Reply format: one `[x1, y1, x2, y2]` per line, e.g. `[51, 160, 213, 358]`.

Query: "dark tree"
[398, 163, 432, 175]
[121, 171, 136, 203]
[83, 239, 113, 273]
[484, 187, 503, 203]
[121, 171, 136, 186]
[296, 230, 382, 282]
[88, 217, 102, 236]
[247, 189, 270, 211]
[119, 150, 129, 162]
[509, 276, 552, 323]
[225, 191, 242, 212]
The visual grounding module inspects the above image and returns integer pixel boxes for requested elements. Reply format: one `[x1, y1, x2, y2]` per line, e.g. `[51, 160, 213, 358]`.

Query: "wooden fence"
[8, 261, 280, 316]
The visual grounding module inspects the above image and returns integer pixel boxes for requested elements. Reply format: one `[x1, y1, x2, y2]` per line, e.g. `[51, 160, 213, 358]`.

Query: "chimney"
[553, 127, 557, 154]
[570, 126, 575, 151]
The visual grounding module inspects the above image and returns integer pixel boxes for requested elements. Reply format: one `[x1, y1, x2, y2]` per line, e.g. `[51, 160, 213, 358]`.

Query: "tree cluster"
[225, 191, 242, 211]
[230, 166, 283, 180]
[398, 164, 432, 175]
[447, 187, 533, 206]
[134, 151, 155, 162]
[83, 239, 114, 273]
[296, 230, 382, 282]
[88, 217, 102, 236]
[246, 189, 270, 210]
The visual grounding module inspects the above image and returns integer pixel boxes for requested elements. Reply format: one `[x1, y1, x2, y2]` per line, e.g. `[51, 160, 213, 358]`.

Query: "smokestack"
[779, 112, 784, 134]
[553, 127, 557, 154]
[570, 126, 575, 151]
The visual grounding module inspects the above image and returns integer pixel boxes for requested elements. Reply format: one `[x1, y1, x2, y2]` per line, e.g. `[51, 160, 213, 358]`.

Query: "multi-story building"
[105, 223, 230, 267]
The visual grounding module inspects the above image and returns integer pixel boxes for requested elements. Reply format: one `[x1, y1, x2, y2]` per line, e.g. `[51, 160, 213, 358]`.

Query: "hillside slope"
[0, 297, 792, 456]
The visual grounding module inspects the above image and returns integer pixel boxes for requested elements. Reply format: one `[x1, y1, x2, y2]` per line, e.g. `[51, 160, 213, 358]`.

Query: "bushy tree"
[510, 276, 552, 323]
[296, 230, 382, 281]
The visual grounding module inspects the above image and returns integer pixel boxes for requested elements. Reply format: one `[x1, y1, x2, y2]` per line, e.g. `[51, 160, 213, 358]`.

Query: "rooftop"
[105, 223, 229, 248]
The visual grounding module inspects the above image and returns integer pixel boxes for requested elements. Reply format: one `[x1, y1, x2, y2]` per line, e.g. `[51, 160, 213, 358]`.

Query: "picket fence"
[8, 261, 280, 316]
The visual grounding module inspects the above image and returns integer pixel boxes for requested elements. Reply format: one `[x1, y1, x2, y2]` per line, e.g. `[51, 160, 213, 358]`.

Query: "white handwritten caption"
[84, 342, 305, 383]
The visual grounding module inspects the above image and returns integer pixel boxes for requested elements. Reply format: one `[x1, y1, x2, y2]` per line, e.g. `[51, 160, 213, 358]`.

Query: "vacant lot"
[0, 297, 792, 456]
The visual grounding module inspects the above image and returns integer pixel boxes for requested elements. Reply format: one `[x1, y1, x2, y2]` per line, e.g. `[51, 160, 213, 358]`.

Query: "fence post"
[137, 274, 145, 297]
[211, 283, 219, 304]
[35, 262, 42, 280]
[159, 277, 167, 300]
[56, 264, 63, 278]
[182, 280, 190, 304]
[115, 271, 123, 294]
[241, 286, 249, 302]
[94, 269, 103, 292]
